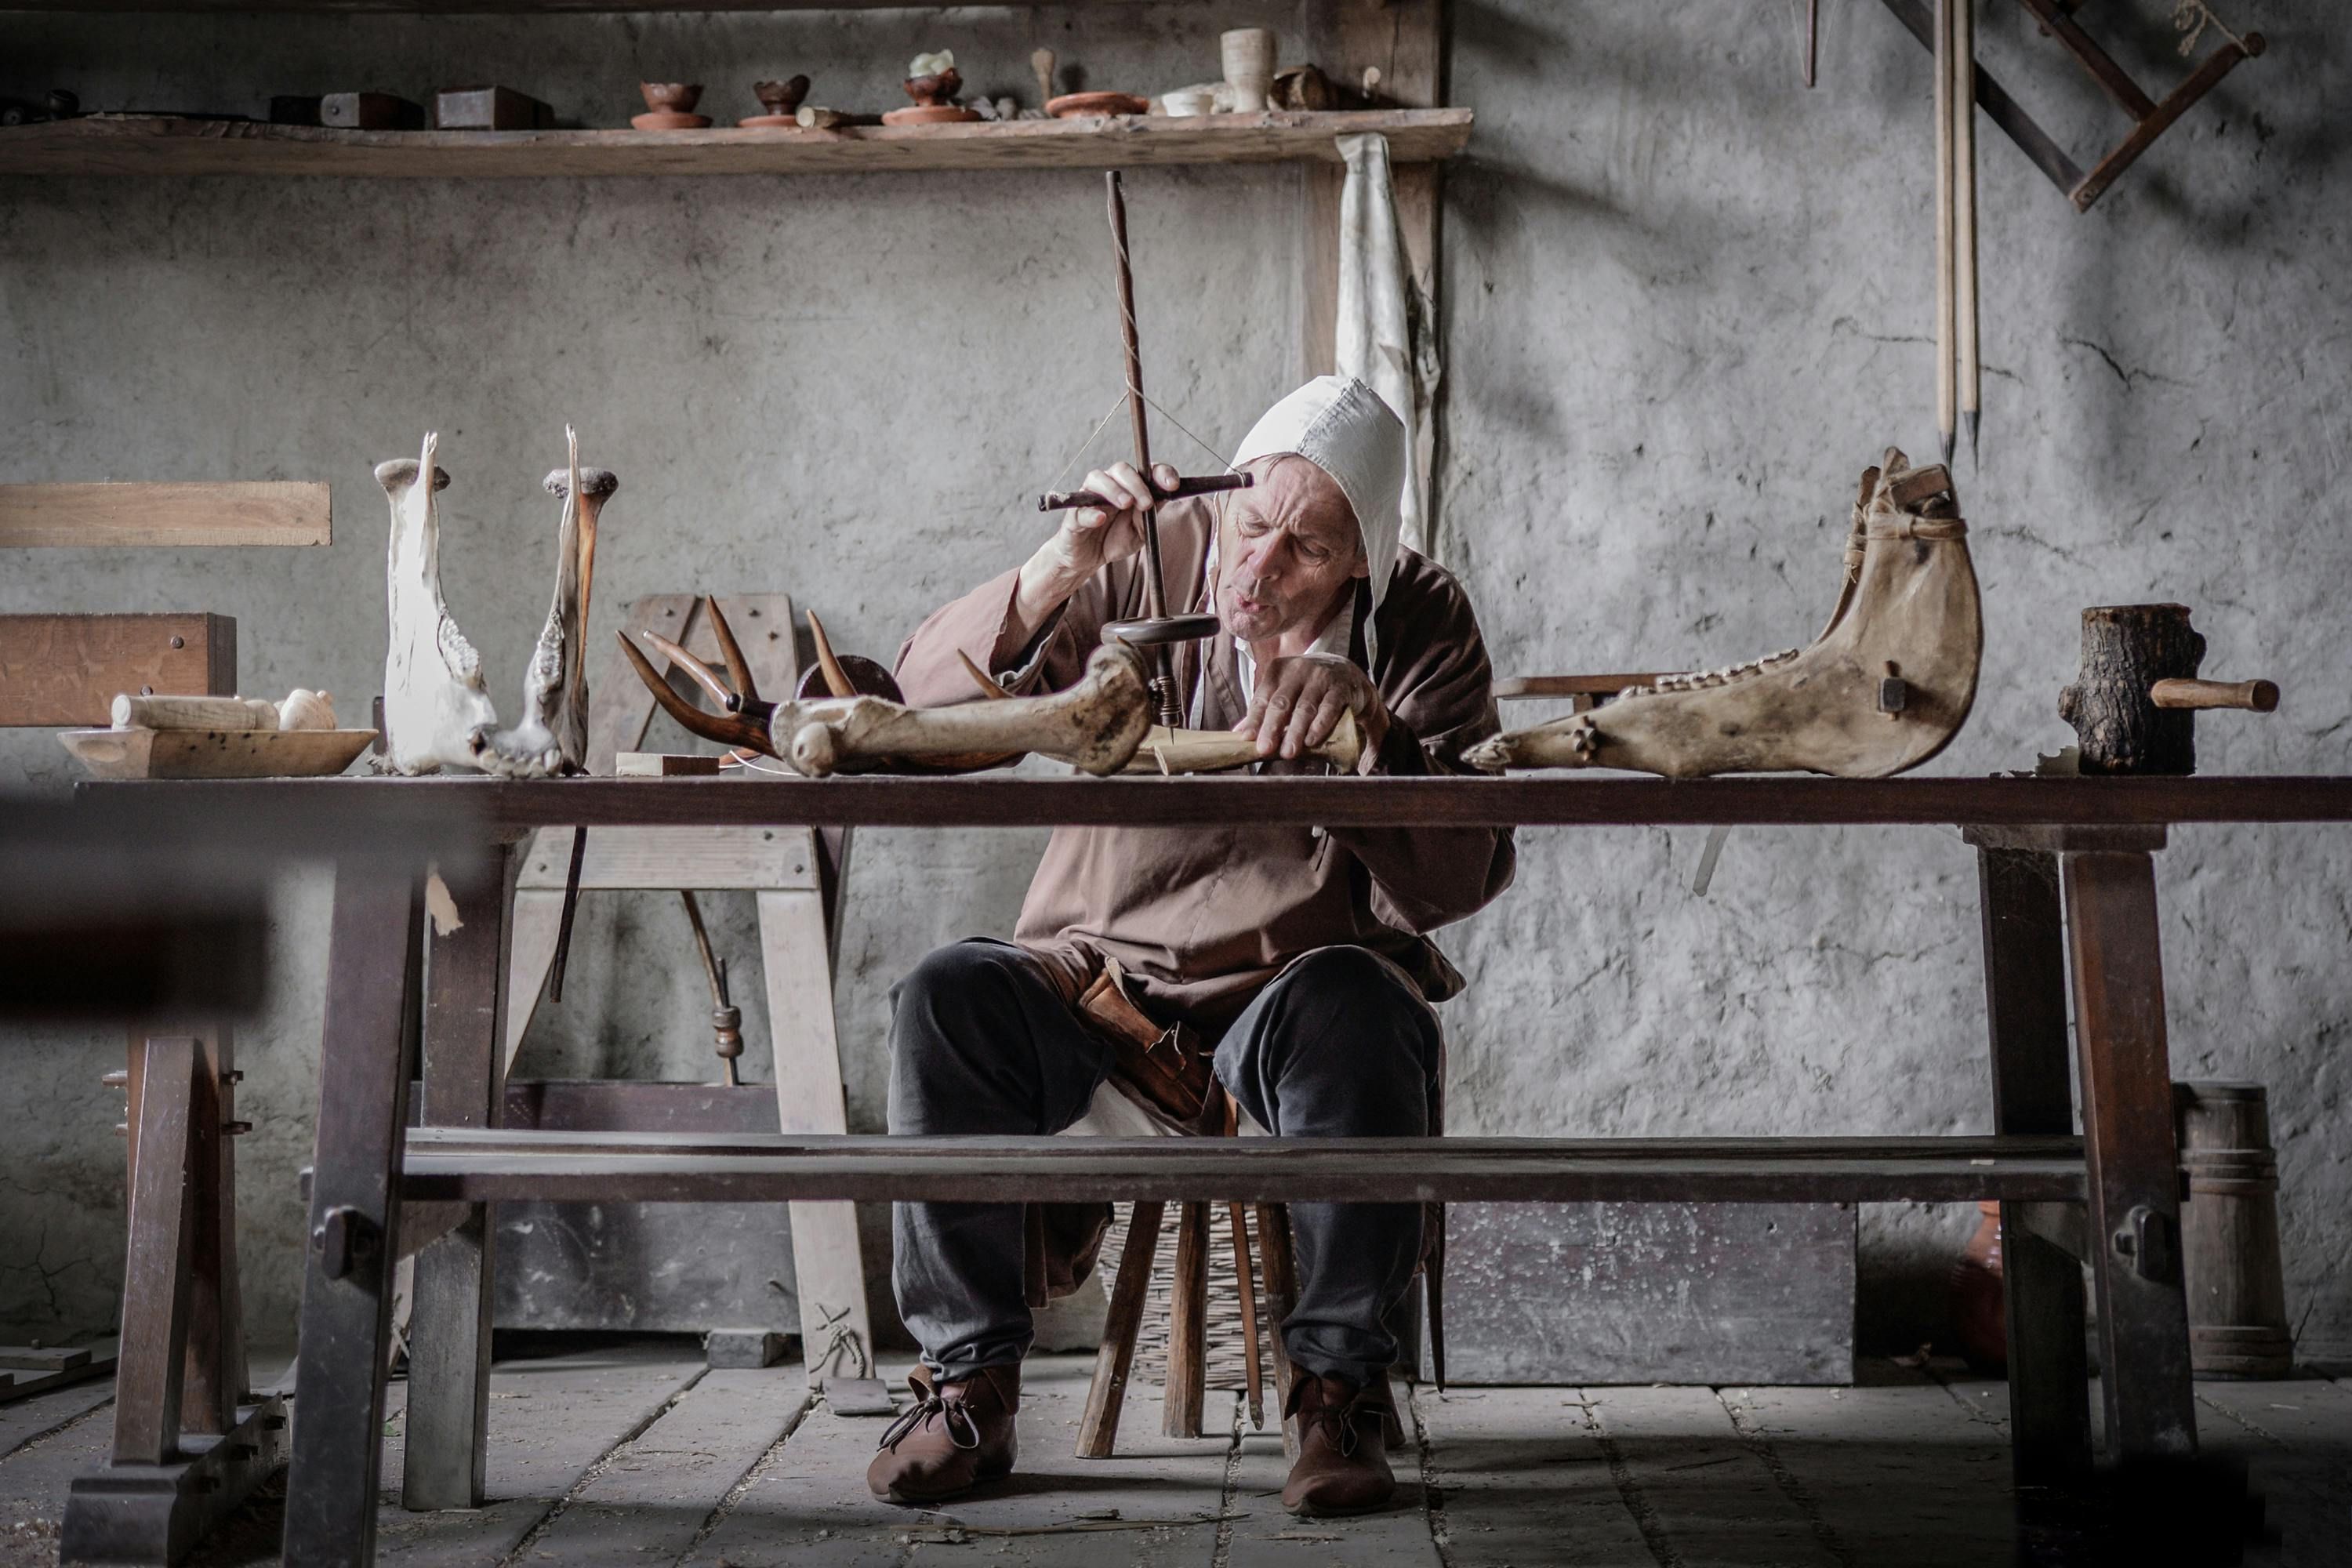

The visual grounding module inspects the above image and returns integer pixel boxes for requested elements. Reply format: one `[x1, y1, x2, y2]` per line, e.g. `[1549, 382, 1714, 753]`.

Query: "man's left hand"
[1234, 654, 1389, 763]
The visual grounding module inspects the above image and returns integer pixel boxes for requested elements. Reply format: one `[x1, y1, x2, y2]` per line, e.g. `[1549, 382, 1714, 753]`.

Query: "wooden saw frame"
[1878, 0, 2265, 212]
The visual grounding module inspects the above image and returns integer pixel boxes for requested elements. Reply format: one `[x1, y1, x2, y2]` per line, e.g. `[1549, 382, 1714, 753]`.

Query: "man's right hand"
[1013, 460, 1178, 639]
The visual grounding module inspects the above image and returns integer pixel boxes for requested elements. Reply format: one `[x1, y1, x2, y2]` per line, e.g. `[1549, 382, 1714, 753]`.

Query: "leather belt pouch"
[1078, 957, 1228, 1137]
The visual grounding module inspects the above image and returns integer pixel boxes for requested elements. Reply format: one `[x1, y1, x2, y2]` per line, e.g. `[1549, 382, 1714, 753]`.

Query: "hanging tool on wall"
[1932, 0, 1980, 468]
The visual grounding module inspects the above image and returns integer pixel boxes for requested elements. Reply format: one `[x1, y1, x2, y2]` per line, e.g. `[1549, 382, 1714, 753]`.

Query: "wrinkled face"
[1213, 455, 1367, 645]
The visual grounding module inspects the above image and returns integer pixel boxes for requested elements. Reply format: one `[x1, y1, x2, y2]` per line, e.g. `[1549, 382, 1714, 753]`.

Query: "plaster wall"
[2, 1, 2345, 1360]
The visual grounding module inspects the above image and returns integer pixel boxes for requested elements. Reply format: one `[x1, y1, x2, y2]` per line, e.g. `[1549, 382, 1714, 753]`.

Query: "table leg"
[282, 861, 423, 1568]
[404, 848, 516, 1512]
[1975, 845, 2092, 1483]
[2063, 848, 2198, 1461]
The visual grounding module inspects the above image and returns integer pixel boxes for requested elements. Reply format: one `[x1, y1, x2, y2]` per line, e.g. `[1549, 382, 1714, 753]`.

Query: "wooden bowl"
[59, 727, 380, 780]
[1047, 92, 1151, 118]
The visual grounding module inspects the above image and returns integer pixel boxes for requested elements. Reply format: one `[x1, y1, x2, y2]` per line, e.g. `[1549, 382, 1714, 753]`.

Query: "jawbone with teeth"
[1468, 448, 1981, 779]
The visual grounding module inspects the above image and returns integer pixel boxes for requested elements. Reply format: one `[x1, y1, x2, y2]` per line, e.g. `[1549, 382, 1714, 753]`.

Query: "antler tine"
[702, 598, 761, 708]
[958, 650, 1014, 701]
[641, 628, 738, 710]
[806, 610, 856, 699]
[615, 630, 771, 754]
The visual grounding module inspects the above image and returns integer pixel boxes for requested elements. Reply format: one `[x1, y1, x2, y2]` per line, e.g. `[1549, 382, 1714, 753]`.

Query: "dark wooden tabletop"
[71, 772, 2352, 834]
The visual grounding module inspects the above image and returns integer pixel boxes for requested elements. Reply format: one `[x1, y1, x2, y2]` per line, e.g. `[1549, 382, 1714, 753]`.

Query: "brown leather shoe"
[1282, 1371, 1403, 1516]
[866, 1365, 1021, 1504]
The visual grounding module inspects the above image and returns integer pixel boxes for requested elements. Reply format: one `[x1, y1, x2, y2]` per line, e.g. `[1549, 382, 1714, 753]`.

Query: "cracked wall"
[2, 0, 2347, 1361]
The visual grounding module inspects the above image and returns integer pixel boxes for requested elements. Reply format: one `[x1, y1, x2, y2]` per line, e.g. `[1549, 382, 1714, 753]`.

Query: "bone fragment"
[277, 688, 336, 731]
[483, 427, 619, 776]
[378, 435, 499, 775]
[1468, 448, 1980, 779]
[786, 642, 1152, 778]
[1123, 707, 1362, 775]
[111, 695, 281, 731]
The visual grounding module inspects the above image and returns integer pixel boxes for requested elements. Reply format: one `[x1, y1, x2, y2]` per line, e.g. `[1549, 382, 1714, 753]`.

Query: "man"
[870, 376, 1514, 1516]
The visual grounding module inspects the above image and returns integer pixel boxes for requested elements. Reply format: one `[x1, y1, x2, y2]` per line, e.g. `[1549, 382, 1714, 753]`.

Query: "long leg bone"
[617, 601, 1152, 777]
[378, 434, 500, 775]
[1467, 448, 1981, 779]
[484, 429, 619, 777]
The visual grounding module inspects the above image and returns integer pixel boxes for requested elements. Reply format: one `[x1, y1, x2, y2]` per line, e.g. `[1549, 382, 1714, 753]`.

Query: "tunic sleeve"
[893, 564, 1116, 706]
[1328, 559, 1517, 934]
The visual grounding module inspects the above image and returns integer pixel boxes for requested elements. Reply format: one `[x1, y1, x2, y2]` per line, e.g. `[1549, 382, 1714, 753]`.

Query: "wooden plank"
[0, 1375, 116, 1460]
[179, 1023, 247, 1436]
[82, 772, 2352, 833]
[2063, 850, 2199, 1461]
[1404, 1384, 1657, 1565]
[517, 823, 818, 891]
[1433, 1200, 1855, 1385]
[405, 848, 516, 1511]
[398, 1133, 2093, 1206]
[1584, 1384, 1840, 1566]
[758, 887, 871, 1385]
[0, 481, 327, 546]
[695, 1357, 1234, 1568]
[0, 111, 1477, 178]
[1973, 843, 2094, 1484]
[110, 1036, 198, 1468]
[501, 887, 563, 1067]
[0, 612, 234, 727]
[501, 1366, 808, 1568]
[2194, 1374, 2352, 1565]
[374, 1345, 706, 1568]
[281, 862, 419, 1568]
[1722, 1380, 2014, 1566]
[8, 0, 1171, 11]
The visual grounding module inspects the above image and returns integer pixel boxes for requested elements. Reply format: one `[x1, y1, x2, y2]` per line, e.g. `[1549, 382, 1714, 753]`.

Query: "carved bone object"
[378, 435, 499, 775]
[482, 428, 619, 776]
[616, 598, 1153, 777]
[1468, 450, 1981, 778]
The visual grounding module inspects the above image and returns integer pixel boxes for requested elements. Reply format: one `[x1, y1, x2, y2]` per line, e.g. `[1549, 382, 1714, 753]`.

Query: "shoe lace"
[1299, 1381, 1395, 1458]
[877, 1381, 982, 1454]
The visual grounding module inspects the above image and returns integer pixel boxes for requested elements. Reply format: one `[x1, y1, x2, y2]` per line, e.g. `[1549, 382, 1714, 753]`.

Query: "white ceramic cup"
[1162, 87, 1215, 118]
[1220, 27, 1276, 112]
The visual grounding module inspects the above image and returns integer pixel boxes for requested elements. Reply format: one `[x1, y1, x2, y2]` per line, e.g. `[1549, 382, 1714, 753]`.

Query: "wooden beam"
[0, 612, 234, 727]
[0, 483, 328, 547]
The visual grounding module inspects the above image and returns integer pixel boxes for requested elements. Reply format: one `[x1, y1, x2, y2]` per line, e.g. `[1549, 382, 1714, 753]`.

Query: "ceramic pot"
[741, 74, 809, 128]
[885, 66, 979, 125]
[1947, 1200, 2007, 1373]
[1047, 92, 1150, 118]
[1161, 87, 1216, 118]
[1219, 27, 1276, 112]
[634, 82, 710, 131]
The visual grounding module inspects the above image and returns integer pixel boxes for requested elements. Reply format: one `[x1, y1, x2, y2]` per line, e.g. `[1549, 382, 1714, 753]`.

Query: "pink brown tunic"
[895, 501, 1515, 1035]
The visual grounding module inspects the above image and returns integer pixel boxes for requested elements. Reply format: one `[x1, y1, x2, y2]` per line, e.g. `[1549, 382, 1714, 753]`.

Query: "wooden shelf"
[4, 0, 1168, 9]
[0, 109, 1472, 177]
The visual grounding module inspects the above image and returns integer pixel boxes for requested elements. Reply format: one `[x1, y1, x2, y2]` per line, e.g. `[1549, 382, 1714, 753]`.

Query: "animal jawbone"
[1467, 448, 1981, 779]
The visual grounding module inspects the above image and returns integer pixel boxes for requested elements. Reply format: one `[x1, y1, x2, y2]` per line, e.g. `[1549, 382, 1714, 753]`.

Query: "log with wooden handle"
[2152, 677, 2278, 713]
[111, 694, 280, 731]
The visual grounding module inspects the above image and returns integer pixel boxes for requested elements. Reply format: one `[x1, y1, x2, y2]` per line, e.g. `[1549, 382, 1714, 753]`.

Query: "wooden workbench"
[71, 772, 2352, 1566]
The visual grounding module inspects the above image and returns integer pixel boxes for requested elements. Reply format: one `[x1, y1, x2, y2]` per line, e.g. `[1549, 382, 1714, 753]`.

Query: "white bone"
[377, 434, 499, 775]
[781, 642, 1153, 778]
[1469, 448, 1980, 779]
[482, 428, 619, 777]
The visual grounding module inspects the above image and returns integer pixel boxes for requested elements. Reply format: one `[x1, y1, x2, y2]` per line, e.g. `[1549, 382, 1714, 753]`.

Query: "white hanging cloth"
[1334, 132, 1439, 561]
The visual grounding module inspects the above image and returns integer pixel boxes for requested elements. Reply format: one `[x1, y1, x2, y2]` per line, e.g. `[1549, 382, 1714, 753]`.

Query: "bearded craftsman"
[869, 376, 1515, 1516]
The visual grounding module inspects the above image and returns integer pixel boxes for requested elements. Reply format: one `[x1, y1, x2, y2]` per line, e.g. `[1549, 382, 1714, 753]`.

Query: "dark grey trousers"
[887, 938, 1441, 1387]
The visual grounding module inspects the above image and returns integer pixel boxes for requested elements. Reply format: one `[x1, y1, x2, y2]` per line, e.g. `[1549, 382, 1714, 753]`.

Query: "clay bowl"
[741, 74, 810, 128]
[634, 81, 710, 131]
[1047, 91, 1151, 119]
[881, 103, 982, 125]
[902, 67, 962, 108]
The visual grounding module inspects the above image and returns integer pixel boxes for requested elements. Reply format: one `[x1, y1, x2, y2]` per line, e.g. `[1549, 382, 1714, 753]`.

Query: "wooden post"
[282, 862, 423, 1568]
[1256, 1203, 1301, 1458]
[109, 1036, 201, 1468]
[403, 847, 517, 1511]
[1971, 840, 2092, 1483]
[1077, 1201, 1163, 1459]
[1163, 1201, 1211, 1437]
[2063, 844, 2198, 1461]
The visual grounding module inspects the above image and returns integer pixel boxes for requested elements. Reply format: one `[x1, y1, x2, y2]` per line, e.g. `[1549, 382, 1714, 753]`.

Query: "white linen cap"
[1229, 376, 1408, 653]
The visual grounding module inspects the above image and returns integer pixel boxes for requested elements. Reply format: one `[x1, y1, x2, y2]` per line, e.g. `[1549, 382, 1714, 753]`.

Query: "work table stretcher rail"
[67, 771, 2352, 1568]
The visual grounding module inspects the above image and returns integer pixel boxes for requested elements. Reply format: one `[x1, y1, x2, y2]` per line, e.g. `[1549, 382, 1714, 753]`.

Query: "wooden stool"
[1080, 1199, 1298, 1457]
